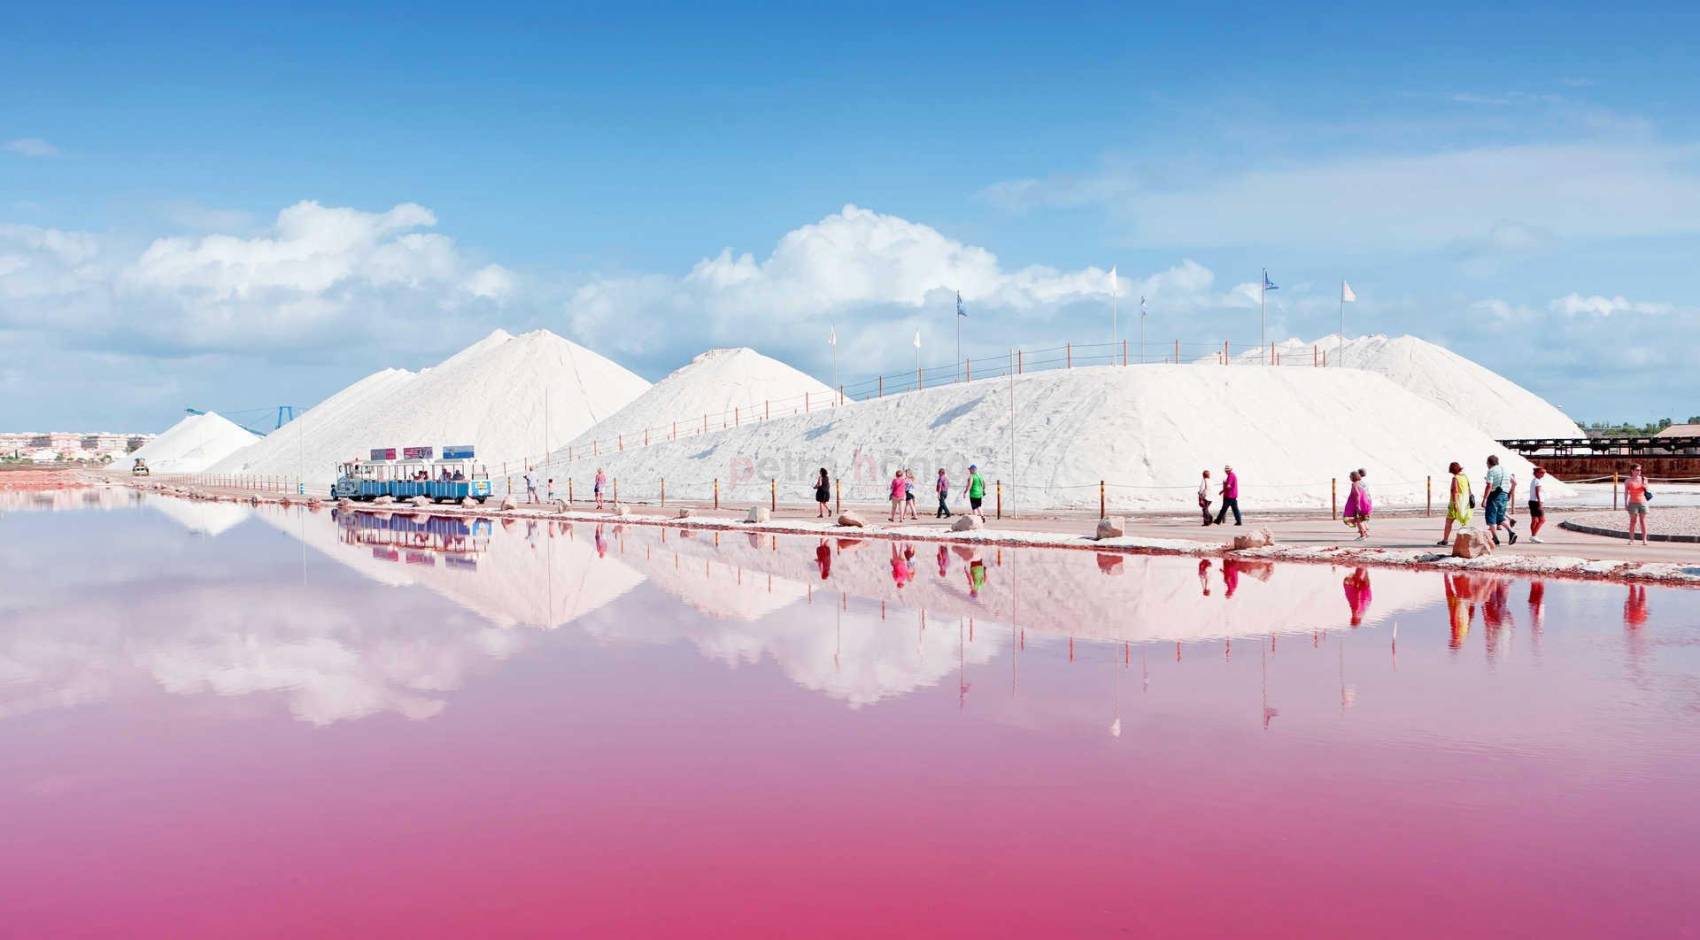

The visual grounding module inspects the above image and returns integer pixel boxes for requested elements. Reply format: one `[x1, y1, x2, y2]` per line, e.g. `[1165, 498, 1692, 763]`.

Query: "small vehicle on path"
[332, 445, 492, 503]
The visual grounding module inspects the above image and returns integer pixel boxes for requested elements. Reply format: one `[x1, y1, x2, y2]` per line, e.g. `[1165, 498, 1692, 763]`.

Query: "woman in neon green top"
[1438, 461, 1473, 546]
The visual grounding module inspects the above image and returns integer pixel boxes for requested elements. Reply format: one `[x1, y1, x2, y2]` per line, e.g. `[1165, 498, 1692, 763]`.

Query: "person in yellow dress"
[1438, 461, 1473, 546]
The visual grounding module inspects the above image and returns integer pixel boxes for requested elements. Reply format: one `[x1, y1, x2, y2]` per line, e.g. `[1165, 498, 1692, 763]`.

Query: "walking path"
[118, 471, 1700, 588]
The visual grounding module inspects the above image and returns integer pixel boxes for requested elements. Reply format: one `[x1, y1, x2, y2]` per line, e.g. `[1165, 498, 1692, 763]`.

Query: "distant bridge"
[1496, 436, 1700, 479]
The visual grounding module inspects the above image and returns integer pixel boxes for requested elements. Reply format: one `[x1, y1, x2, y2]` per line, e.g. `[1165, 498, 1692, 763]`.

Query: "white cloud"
[3, 137, 58, 157]
[0, 200, 514, 354]
[1549, 293, 1677, 317]
[982, 142, 1700, 252]
[565, 204, 1244, 368]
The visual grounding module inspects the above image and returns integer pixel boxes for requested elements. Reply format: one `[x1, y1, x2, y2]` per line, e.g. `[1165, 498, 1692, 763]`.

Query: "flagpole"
[1260, 269, 1267, 365]
[1140, 297, 1146, 365]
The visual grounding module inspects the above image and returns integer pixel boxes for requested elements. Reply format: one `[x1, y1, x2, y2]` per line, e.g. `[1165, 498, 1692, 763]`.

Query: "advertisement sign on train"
[443, 445, 476, 460]
[403, 446, 434, 460]
[369, 448, 397, 461]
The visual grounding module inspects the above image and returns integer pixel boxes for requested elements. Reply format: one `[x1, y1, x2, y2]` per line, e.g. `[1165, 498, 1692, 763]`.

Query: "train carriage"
[332, 444, 492, 503]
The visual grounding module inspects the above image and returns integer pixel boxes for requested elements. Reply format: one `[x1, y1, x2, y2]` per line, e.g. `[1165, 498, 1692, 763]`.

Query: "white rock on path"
[1230, 527, 1275, 550]
[952, 514, 985, 532]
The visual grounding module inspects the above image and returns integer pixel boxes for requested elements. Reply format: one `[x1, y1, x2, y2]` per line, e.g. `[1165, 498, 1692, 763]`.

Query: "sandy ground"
[112, 470, 1700, 587]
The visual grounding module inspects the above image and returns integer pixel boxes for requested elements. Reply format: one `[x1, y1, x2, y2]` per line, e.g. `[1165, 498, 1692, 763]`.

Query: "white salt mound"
[566, 347, 835, 452]
[211, 330, 649, 488]
[1219, 334, 1583, 440]
[536, 364, 1567, 511]
[128, 412, 261, 474]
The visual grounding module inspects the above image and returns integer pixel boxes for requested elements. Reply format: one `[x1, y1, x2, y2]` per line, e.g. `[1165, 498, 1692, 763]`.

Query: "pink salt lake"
[2, 489, 1697, 938]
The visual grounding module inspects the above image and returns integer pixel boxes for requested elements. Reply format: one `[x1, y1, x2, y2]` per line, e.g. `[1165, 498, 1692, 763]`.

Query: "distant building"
[0, 431, 155, 460]
[1655, 423, 1700, 439]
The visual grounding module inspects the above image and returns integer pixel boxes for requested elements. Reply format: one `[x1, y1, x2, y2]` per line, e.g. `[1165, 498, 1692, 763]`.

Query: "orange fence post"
[660, 478, 666, 507]
[618, 434, 623, 451]
[644, 429, 649, 447]
[1017, 350, 1023, 374]
[966, 358, 972, 382]
[916, 367, 922, 391]
[996, 480, 1003, 519]
[835, 477, 841, 515]
[1174, 339, 1180, 363]
[1122, 339, 1128, 366]
[1426, 475, 1432, 517]
[1613, 471, 1619, 510]
[1099, 480, 1106, 519]
[1066, 343, 1072, 368]
[568, 478, 574, 503]
[765, 400, 770, 421]
[735, 406, 740, 427]
[714, 478, 720, 510]
[613, 479, 619, 503]
[1331, 477, 1337, 520]
[878, 376, 883, 398]
[770, 478, 776, 512]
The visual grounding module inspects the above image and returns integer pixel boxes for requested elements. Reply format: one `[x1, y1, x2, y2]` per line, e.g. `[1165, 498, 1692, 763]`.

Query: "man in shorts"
[1527, 466, 1549, 543]
[1481, 455, 1517, 545]
[962, 464, 987, 521]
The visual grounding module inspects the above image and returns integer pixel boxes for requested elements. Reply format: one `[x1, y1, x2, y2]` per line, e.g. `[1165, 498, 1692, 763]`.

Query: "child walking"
[935, 467, 952, 518]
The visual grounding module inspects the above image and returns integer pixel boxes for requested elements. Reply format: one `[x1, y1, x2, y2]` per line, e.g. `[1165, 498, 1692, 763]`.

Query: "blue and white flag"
[1262, 270, 1278, 292]
[956, 291, 967, 317]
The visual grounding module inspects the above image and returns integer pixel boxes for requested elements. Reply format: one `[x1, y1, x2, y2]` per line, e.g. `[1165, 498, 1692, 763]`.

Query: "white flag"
[913, 330, 921, 349]
[1109, 266, 1118, 295]
[828, 326, 837, 346]
[1341, 281, 1357, 303]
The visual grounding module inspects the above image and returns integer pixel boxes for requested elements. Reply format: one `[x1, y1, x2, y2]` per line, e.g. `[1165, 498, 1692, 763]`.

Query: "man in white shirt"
[1527, 466, 1549, 543]
[1482, 455, 1518, 546]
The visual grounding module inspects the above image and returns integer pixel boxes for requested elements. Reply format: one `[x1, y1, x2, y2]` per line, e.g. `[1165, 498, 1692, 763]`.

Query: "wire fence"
[503, 335, 1339, 477]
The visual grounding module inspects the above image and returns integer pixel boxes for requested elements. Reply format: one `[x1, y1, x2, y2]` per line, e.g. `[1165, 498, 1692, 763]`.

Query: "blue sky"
[4, 1, 1699, 431]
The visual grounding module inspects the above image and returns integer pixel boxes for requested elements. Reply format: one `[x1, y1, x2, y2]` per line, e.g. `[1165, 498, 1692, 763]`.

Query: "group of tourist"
[856, 465, 988, 523]
[527, 452, 1660, 550]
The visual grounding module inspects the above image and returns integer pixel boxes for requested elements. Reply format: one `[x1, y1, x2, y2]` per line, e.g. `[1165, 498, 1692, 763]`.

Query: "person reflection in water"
[1443, 573, 1494, 649]
[966, 556, 988, 597]
[1625, 584, 1649, 629]
[890, 543, 915, 589]
[1527, 580, 1546, 633]
[1197, 558, 1212, 596]
[816, 539, 832, 581]
[936, 544, 949, 579]
[1342, 567, 1372, 626]
[594, 524, 607, 558]
[1221, 558, 1241, 598]
[1444, 574, 1471, 649]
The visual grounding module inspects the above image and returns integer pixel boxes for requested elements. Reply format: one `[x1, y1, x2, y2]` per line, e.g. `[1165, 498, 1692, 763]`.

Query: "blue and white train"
[332, 444, 494, 503]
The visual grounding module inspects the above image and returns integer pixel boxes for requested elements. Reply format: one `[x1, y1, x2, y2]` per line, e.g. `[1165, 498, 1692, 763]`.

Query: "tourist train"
[332, 445, 493, 503]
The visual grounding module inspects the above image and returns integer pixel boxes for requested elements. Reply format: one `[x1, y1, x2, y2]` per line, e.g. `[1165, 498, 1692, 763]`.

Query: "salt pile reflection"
[4, 494, 1700, 938]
